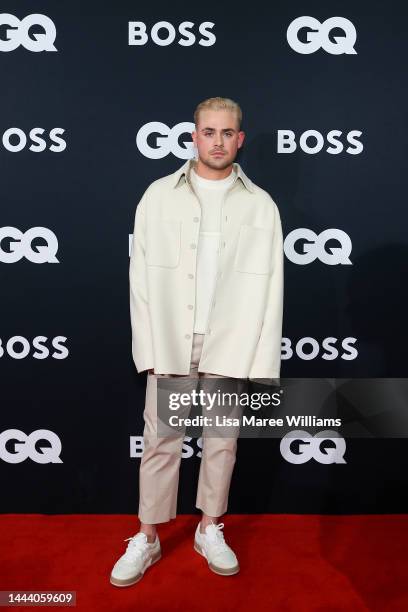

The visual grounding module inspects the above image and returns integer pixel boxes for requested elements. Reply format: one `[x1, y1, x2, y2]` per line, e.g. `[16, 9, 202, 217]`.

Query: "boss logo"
[136, 122, 195, 159]
[0, 429, 63, 464]
[2, 128, 66, 152]
[0, 13, 57, 52]
[128, 21, 215, 46]
[284, 229, 352, 265]
[0, 336, 68, 360]
[130, 435, 203, 458]
[281, 337, 358, 361]
[0, 227, 59, 263]
[277, 130, 363, 155]
[280, 430, 346, 464]
[287, 16, 357, 55]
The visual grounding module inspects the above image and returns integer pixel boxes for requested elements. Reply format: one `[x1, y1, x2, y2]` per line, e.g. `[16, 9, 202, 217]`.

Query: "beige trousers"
[138, 332, 240, 524]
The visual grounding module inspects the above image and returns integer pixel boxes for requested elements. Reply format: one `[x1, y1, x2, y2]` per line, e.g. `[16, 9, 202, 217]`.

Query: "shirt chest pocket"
[234, 224, 273, 275]
[146, 218, 181, 268]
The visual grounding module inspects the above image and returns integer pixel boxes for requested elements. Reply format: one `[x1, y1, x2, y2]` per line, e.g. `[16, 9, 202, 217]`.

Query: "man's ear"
[238, 131, 245, 148]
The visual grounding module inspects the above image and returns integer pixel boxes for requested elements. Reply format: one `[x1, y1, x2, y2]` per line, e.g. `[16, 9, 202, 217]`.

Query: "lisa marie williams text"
[167, 415, 342, 428]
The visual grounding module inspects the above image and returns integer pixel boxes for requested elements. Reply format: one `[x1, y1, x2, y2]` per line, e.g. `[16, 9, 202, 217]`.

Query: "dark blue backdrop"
[1, 1, 407, 513]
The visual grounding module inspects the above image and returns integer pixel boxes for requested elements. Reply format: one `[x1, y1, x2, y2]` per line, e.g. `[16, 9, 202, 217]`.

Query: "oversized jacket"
[129, 158, 284, 379]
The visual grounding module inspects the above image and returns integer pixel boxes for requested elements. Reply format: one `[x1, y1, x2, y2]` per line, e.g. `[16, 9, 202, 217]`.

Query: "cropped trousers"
[138, 332, 241, 524]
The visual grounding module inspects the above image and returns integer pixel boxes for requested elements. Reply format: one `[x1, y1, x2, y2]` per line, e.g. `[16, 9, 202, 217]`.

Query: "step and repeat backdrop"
[1, 1, 407, 513]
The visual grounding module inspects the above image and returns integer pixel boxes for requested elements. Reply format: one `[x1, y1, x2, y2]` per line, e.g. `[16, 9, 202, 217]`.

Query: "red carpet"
[1, 514, 407, 611]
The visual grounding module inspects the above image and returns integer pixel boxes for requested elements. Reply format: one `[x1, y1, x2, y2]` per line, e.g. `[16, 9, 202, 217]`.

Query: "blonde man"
[110, 97, 284, 586]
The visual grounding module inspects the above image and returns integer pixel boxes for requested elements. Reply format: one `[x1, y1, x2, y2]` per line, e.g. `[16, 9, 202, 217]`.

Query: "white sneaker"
[110, 532, 161, 587]
[194, 521, 240, 576]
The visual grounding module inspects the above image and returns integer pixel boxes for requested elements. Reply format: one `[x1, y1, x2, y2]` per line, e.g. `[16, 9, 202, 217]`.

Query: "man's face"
[192, 109, 245, 170]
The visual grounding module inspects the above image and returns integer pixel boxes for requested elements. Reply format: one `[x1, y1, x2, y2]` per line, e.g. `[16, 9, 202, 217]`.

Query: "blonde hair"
[194, 96, 242, 131]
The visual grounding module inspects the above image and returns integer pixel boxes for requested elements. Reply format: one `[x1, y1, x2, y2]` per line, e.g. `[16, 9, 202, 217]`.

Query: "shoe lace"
[122, 533, 150, 563]
[204, 522, 229, 554]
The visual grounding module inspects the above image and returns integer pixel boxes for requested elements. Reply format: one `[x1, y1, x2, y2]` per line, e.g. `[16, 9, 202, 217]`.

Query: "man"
[110, 97, 284, 586]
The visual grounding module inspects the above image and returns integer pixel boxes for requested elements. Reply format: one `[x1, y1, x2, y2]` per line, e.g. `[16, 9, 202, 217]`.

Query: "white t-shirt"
[190, 166, 237, 333]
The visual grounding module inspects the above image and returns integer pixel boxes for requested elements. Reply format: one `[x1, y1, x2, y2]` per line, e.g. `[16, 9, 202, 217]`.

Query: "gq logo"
[287, 16, 357, 55]
[0, 227, 59, 263]
[136, 122, 195, 159]
[284, 229, 352, 265]
[0, 429, 63, 464]
[280, 430, 346, 464]
[0, 14, 57, 52]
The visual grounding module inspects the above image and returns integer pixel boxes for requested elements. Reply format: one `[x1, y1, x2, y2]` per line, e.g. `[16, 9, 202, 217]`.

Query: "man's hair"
[194, 97, 242, 131]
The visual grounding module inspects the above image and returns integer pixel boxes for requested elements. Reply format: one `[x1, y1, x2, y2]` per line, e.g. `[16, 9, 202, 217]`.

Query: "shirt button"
[185, 334, 191, 339]
[187, 304, 194, 310]
[193, 217, 199, 222]
[190, 243, 196, 249]
[188, 273, 194, 279]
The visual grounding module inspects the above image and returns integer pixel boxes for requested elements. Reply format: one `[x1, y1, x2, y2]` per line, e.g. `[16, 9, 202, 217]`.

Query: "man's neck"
[193, 159, 234, 181]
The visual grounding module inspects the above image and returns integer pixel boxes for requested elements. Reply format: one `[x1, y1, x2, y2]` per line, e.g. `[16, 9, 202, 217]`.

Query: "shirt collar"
[172, 158, 255, 193]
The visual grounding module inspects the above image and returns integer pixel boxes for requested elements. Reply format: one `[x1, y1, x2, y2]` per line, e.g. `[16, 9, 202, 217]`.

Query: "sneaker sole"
[110, 549, 162, 587]
[194, 541, 240, 576]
